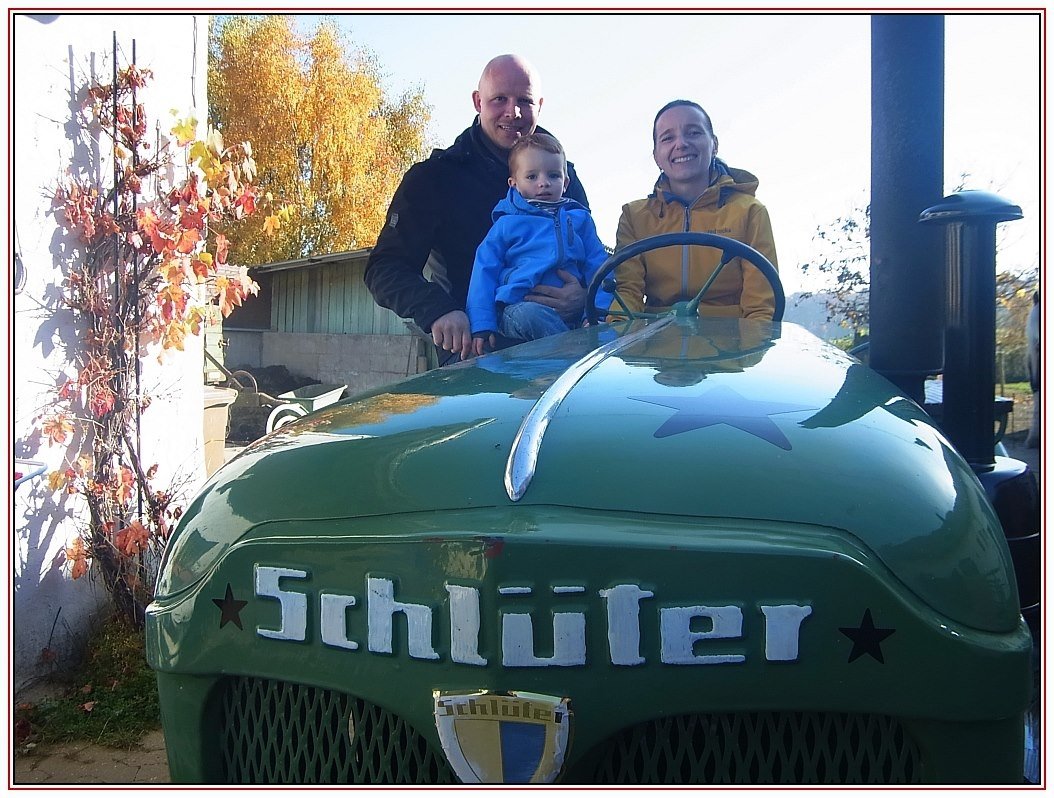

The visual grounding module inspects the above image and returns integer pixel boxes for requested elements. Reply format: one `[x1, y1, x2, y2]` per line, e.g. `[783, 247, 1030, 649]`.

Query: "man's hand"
[525, 269, 586, 325]
[431, 310, 474, 360]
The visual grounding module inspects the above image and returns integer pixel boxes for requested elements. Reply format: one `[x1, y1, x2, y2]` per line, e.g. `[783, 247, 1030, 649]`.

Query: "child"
[467, 133, 612, 356]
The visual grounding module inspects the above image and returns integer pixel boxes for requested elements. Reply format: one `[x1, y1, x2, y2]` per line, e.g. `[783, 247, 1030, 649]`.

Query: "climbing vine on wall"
[40, 49, 290, 627]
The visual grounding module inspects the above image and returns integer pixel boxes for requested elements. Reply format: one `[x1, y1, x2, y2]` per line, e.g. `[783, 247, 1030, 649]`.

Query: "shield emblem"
[433, 691, 572, 783]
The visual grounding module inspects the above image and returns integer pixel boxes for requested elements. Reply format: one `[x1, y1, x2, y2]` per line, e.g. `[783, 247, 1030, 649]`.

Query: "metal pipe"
[920, 191, 1022, 469]
[869, 15, 946, 405]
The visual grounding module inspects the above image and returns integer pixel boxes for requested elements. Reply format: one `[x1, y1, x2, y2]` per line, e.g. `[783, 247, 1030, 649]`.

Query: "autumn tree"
[995, 267, 1039, 382]
[208, 16, 431, 264]
[797, 201, 871, 345]
[797, 177, 1035, 355]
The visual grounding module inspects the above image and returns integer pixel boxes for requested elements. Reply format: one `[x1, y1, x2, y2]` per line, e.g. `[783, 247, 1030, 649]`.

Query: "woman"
[614, 100, 778, 319]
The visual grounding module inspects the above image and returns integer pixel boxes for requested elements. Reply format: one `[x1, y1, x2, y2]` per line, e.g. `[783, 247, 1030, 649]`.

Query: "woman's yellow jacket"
[614, 163, 778, 319]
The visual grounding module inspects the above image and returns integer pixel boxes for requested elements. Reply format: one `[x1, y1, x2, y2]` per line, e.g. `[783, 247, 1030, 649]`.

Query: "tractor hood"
[157, 318, 1018, 631]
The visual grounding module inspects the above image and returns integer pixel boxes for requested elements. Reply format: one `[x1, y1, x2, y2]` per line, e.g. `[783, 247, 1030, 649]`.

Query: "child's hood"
[492, 187, 590, 221]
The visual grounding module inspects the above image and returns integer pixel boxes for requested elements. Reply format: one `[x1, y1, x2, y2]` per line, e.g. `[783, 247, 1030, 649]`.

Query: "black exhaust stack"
[919, 192, 1038, 627]
[869, 15, 1037, 628]
[919, 191, 1023, 469]
[869, 15, 946, 406]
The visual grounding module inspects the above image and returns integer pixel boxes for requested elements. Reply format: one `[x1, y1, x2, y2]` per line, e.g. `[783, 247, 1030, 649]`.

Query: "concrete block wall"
[223, 328, 263, 374]
[226, 330, 428, 396]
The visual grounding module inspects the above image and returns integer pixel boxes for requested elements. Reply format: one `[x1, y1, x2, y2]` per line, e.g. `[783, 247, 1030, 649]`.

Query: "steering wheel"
[586, 232, 785, 324]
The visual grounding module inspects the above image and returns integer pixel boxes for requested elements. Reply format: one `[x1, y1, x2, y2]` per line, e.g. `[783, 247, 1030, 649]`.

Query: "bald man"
[365, 54, 591, 362]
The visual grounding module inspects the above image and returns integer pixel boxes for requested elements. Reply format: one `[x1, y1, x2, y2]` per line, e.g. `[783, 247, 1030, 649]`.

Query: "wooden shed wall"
[270, 257, 408, 335]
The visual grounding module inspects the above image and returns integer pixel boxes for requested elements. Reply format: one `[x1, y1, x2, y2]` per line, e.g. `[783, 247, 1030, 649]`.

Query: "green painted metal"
[148, 317, 1031, 784]
[587, 712, 922, 783]
[217, 677, 456, 783]
[205, 677, 928, 784]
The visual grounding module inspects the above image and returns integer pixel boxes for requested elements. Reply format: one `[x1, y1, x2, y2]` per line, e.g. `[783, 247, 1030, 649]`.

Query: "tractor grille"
[219, 676, 455, 784]
[586, 711, 922, 784]
[217, 678, 921, 784]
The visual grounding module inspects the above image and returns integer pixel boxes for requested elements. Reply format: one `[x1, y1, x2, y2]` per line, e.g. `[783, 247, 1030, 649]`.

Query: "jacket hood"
[432, 118, 506, 169]
[436, 120, 578, 174]
[492, 187, 589, 221]
[651, 157, 760, 210]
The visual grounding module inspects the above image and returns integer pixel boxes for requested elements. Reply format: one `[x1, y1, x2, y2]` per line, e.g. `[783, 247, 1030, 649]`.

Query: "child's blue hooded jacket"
[467, 187, 613, 335]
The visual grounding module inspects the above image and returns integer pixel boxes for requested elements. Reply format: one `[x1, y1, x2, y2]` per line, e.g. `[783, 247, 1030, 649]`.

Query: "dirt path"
[13, 729, 169, 785]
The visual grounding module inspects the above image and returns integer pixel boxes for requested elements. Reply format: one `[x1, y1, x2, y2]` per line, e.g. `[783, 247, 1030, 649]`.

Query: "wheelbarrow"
[15, 458, 47, 490]
[266, 384, 347, 433]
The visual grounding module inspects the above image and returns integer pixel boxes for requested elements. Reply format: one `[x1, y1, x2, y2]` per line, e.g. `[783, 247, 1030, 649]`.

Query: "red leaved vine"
[41, 56, 289, 627]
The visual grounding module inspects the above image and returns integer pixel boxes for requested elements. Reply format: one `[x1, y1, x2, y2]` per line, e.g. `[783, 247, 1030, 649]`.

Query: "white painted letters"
[250, 568, 811, 668]
[761, 604, 812, 661]
[255, 566, 308, 641]
[600, 584, 654, 665]
[367, 577, 439, 660]
[660, 605, 745, 665]
[446, 584, 487, 666]
[502, 611, 587, 667]
[320, 593, 358, 650]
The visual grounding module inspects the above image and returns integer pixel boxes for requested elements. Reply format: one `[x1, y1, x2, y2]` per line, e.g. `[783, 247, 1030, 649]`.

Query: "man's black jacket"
[364, 119, 589, 332]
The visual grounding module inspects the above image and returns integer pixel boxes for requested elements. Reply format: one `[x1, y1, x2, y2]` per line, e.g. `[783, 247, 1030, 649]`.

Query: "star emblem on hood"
[839, 608, 896, 664]
[629, 385, 815, 449]
[212, 583, 248, 630]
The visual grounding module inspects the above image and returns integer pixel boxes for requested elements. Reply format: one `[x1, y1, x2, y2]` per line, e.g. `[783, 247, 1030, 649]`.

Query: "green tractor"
[147, 221, 1038, 783]
[147, 16, 1039, 785]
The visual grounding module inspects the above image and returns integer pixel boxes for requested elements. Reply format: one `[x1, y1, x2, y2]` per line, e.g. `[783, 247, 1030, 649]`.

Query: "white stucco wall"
[12, 14, 209, 691]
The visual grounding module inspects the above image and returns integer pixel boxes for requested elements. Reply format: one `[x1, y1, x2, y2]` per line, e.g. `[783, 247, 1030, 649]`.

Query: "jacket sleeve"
[566, 161, 590, 209]
[739, 201, 779, 320]
[578, 214, 615, 318]
[363, 162, 461, 331]
[465, 221, 506, 335]
[612, 205, 647, 315]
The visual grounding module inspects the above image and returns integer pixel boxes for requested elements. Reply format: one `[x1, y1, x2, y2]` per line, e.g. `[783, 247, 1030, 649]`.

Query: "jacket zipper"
[555, 210, 567, 267]
[681, 203, 691, 299]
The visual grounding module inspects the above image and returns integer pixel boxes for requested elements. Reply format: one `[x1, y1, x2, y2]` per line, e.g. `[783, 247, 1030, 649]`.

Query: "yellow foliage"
[47, 470, 67, 492]
[209, 16, 431, 265]
[163, 321, 188, 351]
[188, 306, 205, 337]
[170, 115, 198, 146]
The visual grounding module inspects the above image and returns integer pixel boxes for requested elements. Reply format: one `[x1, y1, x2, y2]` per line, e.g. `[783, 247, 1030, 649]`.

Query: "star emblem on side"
[629, 385, 815, 449]
[839, 608, 896, 664]
[212, 583, 248, 630]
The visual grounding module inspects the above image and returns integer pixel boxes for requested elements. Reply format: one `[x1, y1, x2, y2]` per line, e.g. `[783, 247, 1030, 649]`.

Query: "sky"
[293, 11, 1041, 297]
